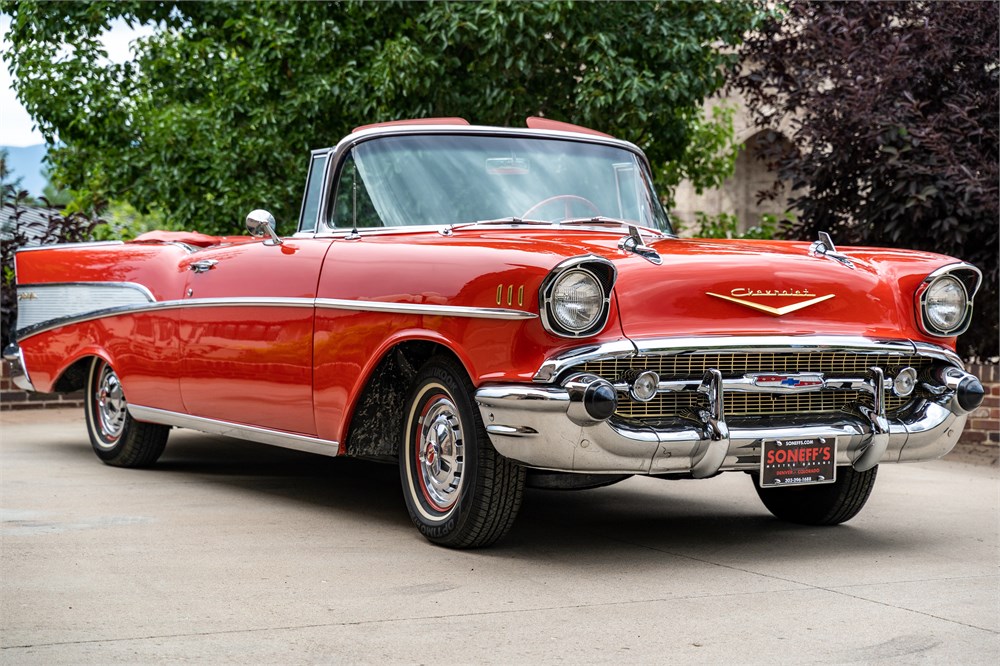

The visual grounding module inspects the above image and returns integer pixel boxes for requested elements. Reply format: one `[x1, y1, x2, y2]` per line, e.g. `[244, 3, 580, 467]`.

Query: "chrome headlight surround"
[539, 255, 616, 338]
[916, 263, 981, 337]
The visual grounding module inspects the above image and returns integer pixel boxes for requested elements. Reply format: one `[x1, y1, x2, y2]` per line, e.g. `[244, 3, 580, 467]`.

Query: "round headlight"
[551, 269, 604, 333]
[924, 276, 968, 333]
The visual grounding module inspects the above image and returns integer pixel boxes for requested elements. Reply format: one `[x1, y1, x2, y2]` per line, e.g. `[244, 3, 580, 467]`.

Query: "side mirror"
[245, 209, 282, 245]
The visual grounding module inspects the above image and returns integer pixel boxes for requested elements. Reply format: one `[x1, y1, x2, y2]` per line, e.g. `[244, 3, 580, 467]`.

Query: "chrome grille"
[577, 351, 932, 420]
[579, 352, 934, 379]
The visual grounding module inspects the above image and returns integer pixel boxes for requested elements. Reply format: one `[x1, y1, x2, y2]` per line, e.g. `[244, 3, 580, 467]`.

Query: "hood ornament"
[618, 225, 662, 265]
[707, 288, 835, 316]
[809, 231, 855, 270]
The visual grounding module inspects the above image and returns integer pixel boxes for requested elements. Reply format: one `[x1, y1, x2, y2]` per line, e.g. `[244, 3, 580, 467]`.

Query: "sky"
[0, 14, 155, 147]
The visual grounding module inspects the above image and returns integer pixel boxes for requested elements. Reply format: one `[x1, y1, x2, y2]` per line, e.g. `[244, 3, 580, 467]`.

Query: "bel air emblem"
[706, 288, 834, 316]
[752, 373, 826, 390]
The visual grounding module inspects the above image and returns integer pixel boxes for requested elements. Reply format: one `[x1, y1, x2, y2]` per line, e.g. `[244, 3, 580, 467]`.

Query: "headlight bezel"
[539, 256, 616, 338]
[916, 263, 981, 337]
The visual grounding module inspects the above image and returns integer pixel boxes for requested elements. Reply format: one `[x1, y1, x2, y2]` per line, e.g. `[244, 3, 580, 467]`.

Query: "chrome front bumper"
[475, 383, 969, 477]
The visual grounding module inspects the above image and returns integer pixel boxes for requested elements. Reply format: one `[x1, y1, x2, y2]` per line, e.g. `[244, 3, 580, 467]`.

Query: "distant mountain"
[2, 144, 48, 197]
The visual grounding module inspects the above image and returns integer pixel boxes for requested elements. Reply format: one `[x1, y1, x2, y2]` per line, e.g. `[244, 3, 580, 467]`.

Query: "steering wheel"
[522, 194, 600, 221]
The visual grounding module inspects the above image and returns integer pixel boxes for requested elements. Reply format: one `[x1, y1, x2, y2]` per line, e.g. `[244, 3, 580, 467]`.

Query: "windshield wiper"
[558, 216, 667, 237]
[440, 217, 551, 235]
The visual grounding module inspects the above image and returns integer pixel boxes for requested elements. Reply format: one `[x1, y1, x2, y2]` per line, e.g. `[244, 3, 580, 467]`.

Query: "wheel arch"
[342, 335, 472, 459]
[50, 347, 113, 393]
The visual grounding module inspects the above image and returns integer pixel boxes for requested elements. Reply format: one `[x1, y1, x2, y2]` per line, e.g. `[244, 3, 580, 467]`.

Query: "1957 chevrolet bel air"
[5, 117, 985, 548]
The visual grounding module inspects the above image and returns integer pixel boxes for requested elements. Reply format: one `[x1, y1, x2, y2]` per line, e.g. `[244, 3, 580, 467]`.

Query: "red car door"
[177, 238, 333, 435]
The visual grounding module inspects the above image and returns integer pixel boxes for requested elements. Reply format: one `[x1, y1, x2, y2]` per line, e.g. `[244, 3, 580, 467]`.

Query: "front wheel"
[753, 465, 878, 525]
[400, 356, 525, 548]
[85, 358, 169, 467]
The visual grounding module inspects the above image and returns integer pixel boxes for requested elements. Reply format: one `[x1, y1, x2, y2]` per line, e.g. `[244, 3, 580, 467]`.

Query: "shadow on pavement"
[46, 427, 931, 561]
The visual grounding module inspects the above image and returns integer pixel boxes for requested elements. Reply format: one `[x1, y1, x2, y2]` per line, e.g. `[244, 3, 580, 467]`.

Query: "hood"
[602, 236, 952, 342]
[457, 228, 956, 343]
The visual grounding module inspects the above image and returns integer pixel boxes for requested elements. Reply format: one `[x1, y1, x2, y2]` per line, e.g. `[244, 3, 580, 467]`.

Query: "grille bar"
[576, 351, 931, 420]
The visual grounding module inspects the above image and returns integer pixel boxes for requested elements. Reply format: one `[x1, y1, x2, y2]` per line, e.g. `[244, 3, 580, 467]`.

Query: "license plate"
[759, 437, 836, 488]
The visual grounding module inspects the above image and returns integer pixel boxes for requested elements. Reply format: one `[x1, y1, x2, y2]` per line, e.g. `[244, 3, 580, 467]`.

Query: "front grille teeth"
[575, 351, 933, 421]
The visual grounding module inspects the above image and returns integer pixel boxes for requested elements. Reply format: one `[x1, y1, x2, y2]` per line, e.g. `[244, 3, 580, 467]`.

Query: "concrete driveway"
[2, 408, 997, 664]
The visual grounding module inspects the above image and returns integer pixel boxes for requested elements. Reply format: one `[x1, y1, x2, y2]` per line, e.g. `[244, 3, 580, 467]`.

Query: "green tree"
[734, 1, 999, 359]
[6, 0, 762, 235]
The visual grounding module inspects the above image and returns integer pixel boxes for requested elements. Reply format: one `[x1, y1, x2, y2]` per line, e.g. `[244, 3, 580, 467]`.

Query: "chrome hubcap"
[95, 364, 127, 447]
[416, 396, 465, 511]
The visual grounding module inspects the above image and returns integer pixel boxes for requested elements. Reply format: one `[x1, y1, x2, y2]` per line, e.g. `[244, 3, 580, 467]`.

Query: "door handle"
[189, 260, 218, 273]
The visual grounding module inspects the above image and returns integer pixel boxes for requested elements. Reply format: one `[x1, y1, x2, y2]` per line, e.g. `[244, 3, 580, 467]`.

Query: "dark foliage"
[1, 186, 100, 349]
[734, 1, 999, 360]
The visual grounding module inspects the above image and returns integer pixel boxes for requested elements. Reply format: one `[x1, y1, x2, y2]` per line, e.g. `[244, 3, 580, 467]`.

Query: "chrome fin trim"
[15, 282, 156, 338]
[15, 241, 125, 253]
[128, 405, 341, 457]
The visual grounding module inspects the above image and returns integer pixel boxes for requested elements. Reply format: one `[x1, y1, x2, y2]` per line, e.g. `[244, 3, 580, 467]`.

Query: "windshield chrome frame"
[298, 125, 672, 237]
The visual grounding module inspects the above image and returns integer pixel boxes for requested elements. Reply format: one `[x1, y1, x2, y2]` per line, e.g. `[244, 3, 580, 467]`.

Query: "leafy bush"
[678, 211, 791, 240]
[734, 1, 999, 359]
[6, 1, 765, 236]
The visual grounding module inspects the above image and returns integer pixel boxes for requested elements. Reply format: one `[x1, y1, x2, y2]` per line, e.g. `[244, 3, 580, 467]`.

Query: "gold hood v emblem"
[706, 290, 835, 316]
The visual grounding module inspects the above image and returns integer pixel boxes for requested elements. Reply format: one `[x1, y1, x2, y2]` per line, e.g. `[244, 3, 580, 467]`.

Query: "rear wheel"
[753, 465, 878, 525]
[400, 356, 524, 548]
[85, 359, 169, 467]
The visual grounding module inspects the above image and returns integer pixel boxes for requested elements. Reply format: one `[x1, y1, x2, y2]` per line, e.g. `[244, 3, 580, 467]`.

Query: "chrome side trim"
[2, 342, 35, 392]
[16, 292, 536, 341]
[534, 335, 964, 382]
[15, 241, 125, 253]
[14, 296, 316, 340]
[314, 298, 537, 320]
[159, 297, 314, 310]
[128, 405, 340, 457]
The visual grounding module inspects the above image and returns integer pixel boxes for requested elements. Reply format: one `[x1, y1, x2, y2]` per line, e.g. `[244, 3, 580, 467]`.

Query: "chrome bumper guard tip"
[475, 364, 974, 476]
[2, 342, 35, 392]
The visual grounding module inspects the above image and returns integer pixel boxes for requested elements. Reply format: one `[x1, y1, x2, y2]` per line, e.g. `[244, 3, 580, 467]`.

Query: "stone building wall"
[671, 97, 794, 236]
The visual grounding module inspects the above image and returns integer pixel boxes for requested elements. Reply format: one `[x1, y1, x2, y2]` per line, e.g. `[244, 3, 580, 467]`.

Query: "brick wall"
[957, 362, 1000, 462]
[0, 359, 84, 411]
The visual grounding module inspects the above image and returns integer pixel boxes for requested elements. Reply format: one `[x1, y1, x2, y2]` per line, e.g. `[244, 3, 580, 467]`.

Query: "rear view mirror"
[245, 209, 282, 246]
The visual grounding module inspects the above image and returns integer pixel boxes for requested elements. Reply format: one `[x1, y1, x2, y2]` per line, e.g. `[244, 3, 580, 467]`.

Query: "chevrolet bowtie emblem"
[706, 290, 835, 316]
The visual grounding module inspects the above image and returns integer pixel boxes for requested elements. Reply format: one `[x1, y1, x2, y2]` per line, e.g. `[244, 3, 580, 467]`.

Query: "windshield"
[328, 134, 672, 232]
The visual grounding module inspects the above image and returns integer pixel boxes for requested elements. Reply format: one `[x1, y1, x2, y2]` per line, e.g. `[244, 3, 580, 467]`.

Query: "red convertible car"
[5, 117, 984, 547]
